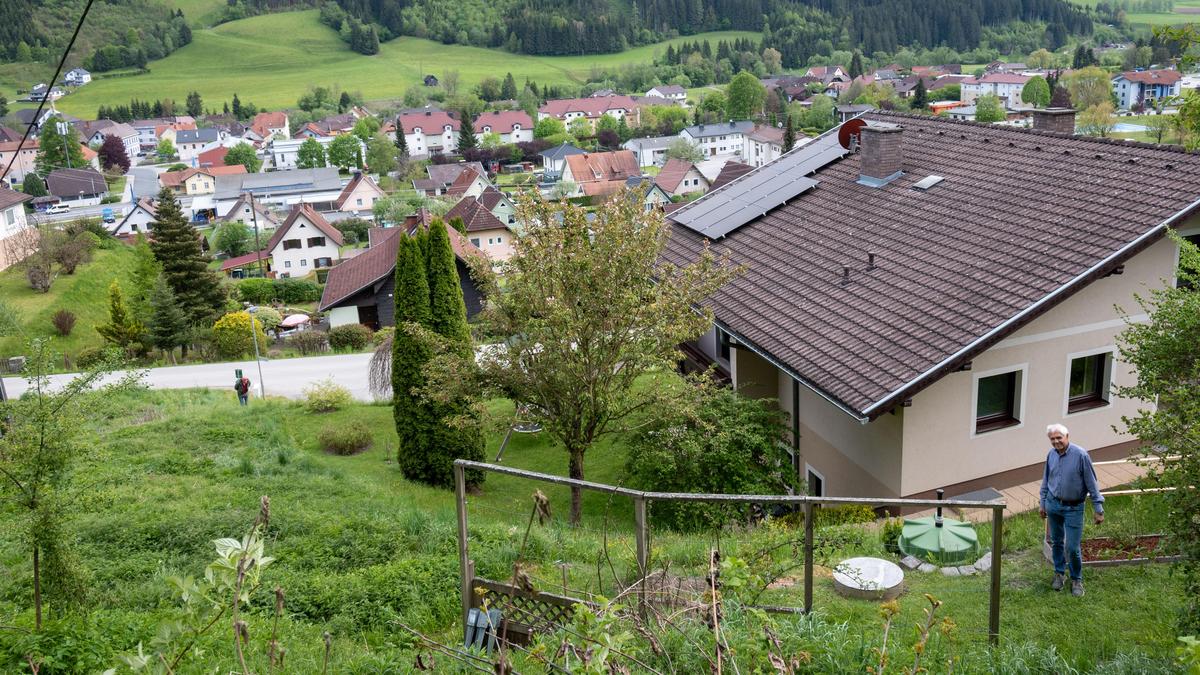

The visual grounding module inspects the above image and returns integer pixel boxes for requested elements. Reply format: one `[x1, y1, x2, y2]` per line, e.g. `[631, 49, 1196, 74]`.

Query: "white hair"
[1046, 423, 1069, 436]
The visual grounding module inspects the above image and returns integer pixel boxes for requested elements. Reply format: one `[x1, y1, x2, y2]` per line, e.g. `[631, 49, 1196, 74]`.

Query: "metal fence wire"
[453, 459, 1007, 649]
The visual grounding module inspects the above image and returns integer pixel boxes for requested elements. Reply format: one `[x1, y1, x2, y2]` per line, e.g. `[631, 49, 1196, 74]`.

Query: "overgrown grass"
[0, 243, 137, 361]
[0, 388, 1183, 672]
[54, 10, 755, 115]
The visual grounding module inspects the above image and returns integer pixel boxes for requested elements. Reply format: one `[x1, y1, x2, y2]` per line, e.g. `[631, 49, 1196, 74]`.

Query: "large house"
[84, 122, 140, 160]
[475, 111, 534, 145]
[680, 121, 757, 159]
[0, 186, 33, 271]
[175, 128, 224, 162]
[412, 162, 487, 196]
[746, 124, 788, 167]
[251, 111, 290, 141]
[623, 136, 678, 168]
[538, 96, 640, 130]
[64, 68, 91, 86]
[444, 195, 514, 261]
[111, 197, 158, 237]
[45, 168, 107, 206]
[959, 73, 1031, 107]
[159, 165, 248, 196]
[131, 116, 195, 154]
[0, 139, 38, 188]
[397, 110, 461, 157]
[334, 173, 386, 215]
[663, 110, 1200, 500]
[211, 167, 345, 212]
[560, 150, 640, 197]
[267, 205, 343, 278]
[1112, 70, 1182, 110]
[644, 85, 687, 103]
[654, 158, 709, 197]
[539, 142, 586, 178]
[319, 216, 486, 328]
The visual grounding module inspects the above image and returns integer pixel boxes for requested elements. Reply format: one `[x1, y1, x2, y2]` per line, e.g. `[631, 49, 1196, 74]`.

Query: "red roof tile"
[475, 110, 533, 134]
[1117, 69, 1181, 85]
[444, 196, 509, 233]
[564, 150, 639, 184]
[539, 96, 637, 120]
[398, 110, 460, 133]
[655, 158, 702, 193]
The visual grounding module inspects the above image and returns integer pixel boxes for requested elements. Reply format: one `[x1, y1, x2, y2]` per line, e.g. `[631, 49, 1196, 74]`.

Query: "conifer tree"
[147, 274, 189, 362]
[457, 110, 477, 151]
[394, 121, 409, 156]
[36, 117, 86, 176]
[501, 72, 518, 100]
[782, 113, 796, 152]
[393, 231, 434, 481]
[148, 188, 226, 332]
[426, 220, 471, 348]
[96, 280, 145, 353]
[849, 51, 865, 79]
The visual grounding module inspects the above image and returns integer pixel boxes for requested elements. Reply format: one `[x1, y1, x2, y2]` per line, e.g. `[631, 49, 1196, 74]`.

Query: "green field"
[53, 11, 754, 116]
[171, 0, 228, 27]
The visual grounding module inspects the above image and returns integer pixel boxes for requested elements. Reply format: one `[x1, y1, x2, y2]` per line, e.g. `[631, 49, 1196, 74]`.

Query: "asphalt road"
[32, 202, 131, 225]
[1, 352, 377, 402]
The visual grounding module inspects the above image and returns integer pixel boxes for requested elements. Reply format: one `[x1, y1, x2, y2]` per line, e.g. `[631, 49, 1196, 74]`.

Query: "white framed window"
[1063, 347, 1114, 417]
[971, 364, 1027, 436]
[284, 260, 292, 268]
[300, 259, 307, 267]
[356, 198, 363, 206]
[805, 464, 825, 497]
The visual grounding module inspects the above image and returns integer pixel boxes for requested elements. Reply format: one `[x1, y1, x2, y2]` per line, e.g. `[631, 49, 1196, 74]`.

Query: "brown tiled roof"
[0, 184, 31, 210]
[0, 126, 23, 143]
[655, 158, 699, 193]
[661, 111, 1200, 419]
[444, 196, 509, 233]
[320, 221, 484, 310]
[446, 167, 483, 196]
[708, 161, 753, 191]
[1118, 69, 1181, 85]
[45, 168, 107, 198]
[221, 249, 270, 272]
[333, 173, 383, 209]
[581, 180, 629, 197]
[565, 150, 639, 184]
[427, 162, 486, 187]
[266, 204, 344, 251]
[477, 185, 510, 211]
[251, 111, 289, 137]
[198, 146, 229, 167]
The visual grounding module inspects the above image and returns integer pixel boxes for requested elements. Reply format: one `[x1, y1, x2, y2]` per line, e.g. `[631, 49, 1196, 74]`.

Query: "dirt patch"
[1081, 535, 1166, 562]
[1176, 6, 1200, 13]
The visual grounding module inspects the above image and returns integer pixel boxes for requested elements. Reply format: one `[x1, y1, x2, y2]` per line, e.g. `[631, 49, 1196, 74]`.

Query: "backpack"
[236, 377, 250, 394]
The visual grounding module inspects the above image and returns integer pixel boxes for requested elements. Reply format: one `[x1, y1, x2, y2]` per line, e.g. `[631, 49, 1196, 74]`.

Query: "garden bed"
[1043, 535, 1181, 567]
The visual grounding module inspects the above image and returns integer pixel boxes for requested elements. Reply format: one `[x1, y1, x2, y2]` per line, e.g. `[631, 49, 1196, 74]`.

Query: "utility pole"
[247, 305, 266, 399]
[247, 191, 266, 278]
[57, 121, 72, 170]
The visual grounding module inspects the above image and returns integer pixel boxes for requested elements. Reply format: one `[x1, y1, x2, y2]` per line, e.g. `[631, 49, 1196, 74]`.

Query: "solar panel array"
[670, 130, 849, 240]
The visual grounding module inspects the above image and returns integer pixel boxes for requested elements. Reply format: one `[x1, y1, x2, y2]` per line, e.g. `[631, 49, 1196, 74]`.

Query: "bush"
[880, 517, 904, 554]
[51, 309, 76, 336]
[303, 378, 353, 413]
[372, 326, 394, 345]
[251, 306, 282, 332]
[318, 422, 373, 455]
[625, 386, 792, 531]
[238, 278, 276, 304]
[814, 503, 878, 528]
[288, 330, 328, 355]
[275, 278, 322, 303]
[211, 311, 269, 358]
[75, 346, 106, 368]
[328, 323, 372, 351]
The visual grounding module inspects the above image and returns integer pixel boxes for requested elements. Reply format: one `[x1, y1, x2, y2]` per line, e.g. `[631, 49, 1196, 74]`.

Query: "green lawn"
[0, 243, 137, 362]
[170, 0, 230, 27]
[0, 386, 1183, 672]
[53, 10, 755, 116]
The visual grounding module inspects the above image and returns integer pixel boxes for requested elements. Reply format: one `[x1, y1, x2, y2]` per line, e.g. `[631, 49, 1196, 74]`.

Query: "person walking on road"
[1039, 423, 1104, 597]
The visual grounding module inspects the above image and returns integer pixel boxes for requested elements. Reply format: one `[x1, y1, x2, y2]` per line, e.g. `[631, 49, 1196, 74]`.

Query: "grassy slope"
[0, 388, 1180, 671]
[0, 243, 136, 360]
[54, 10, 754, 115]
[170, 0, 228, 27]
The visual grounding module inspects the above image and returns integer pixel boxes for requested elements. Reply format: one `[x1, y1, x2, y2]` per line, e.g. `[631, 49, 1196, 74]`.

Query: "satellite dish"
[838, 118, 867, 150]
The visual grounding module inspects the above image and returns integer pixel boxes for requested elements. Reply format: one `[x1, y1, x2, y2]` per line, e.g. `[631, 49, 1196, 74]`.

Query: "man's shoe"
[1051, 573, 1065, 591]
[1071, 580, 1084, 597]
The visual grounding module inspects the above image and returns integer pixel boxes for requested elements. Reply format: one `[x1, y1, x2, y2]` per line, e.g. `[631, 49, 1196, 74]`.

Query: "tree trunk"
[33, 545, 41, 631]
[568, 445, 585, 525]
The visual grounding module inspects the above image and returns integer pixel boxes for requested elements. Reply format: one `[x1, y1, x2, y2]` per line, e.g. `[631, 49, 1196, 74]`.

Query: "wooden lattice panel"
[472, 577, 590, 641]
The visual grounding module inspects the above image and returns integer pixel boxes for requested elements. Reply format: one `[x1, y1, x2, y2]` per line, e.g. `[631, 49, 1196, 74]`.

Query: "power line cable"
[0, 0, 99, 185]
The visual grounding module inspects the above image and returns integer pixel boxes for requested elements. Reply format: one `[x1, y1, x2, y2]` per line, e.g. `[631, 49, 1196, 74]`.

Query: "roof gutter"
[712, 318, 870, 424]
[860, 195, 1200, 418]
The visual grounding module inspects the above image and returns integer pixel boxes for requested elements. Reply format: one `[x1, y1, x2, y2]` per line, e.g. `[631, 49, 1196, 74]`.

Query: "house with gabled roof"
[46, 168, 107, 206]
[334, 173, 386, 214]
[477, 185, 516, 225]
[561, 150, 639, 197]
[538, 96, 640, 130]
[662, 109, 1200, 501]
[159, 165, 248, 196]
[64, 68, 91, 86]
[176, 128, 224, 162]
[319, 214, 485, 328]
[645, 85, 687, 103]
[0, 139, 38, 188]
[445, 167, 491, 198]
[111, 197, 158, 237]
[707, 160, 752, 191]
[251, 111, 290, 141]
[654, 158, 709, 197]
[960, 72, 1031, 107]
[266, 204, 344, 278]
[540, 142, 586, 178]
[475, 111, 534, 144]
[444, 195, 514, 261]
[398, 109, 461, 157]
[0, 185, 33, 271]
[412, 162, 487, 196]
[1112, 69, 1181, 110]
[217, 193, 279, 230]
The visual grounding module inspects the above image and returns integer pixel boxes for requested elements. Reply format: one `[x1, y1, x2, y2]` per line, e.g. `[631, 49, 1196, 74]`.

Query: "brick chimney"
[1032, 107, 1076, 135]
[857, 124, 904, 187]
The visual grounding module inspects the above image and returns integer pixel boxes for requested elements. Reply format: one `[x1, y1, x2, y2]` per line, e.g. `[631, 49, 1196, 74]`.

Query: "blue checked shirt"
[1039, 443, 1104, 514]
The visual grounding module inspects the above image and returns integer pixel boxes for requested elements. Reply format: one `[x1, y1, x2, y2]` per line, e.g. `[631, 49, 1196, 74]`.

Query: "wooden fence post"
[634, 496, 649, 616]
[989, 504, 1003, 645]
[803, 500, 814, 615]
[455, 463, 472, 636]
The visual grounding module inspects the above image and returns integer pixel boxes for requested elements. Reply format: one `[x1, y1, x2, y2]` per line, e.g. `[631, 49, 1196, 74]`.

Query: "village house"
[397, 110, 461, 157]
[0, 185, 33, 271]
[654, 158, 709, 197]
[664, 110, 1200, 500]
[477, 186, 516, 225]
[216, 193, 279, 230]
[176, 128, 225, 163]
[411, 162, 487, 196]
[623, 136, 678, 168]
[266, 204, 343, 277]
[644, 85, 687, 103]
[28, 84, 66, 102]
[1112, 69, 1182, 110]
[211, 167, 345, 213]
[158, 165, 248, 196]
[197, 146, 229, 168]
[64, 68, 91, 86]
[680, 121, 756, 159]
[269, 135, 357, 170]
[623, 176, 673, 209]
[111, 197, 158, 237]
[538, 95, 640, 130]
[82, 122, 141, 160]
[804, 65, 849, 83]
[444, 195, 514, 261]
[444, 167, 491, 198]
[0, 139, 38, 188]
[333, 173, 386, 215]
[251, 111, 291, 141]
[960, 72, 1031, 107]
[320, 215, 485, 328]
[746, 124, 788, 167]
[474, 111, 534, 145]
[130, 116, 195, 154]
[16, 107, 78, 134]
[539, 142, 586, 179]
[153, 121, 197, 152]
[45, 167, 107, 206]
[560, 150, 640, 197]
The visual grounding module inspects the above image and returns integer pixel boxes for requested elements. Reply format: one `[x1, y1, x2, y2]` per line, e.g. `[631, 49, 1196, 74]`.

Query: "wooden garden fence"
[453, 459, 1009, 646]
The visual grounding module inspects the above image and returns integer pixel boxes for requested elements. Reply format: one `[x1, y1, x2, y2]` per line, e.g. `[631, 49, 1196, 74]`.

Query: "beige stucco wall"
[898, 234, 1180, 495]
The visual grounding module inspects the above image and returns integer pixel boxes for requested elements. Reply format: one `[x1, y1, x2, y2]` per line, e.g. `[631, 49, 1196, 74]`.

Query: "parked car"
[46, 203, 70, 214]
[102, 207, 115, 223]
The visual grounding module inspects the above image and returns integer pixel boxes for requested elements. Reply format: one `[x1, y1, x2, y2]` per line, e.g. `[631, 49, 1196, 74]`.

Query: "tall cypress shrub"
[392, 231, 434, 481]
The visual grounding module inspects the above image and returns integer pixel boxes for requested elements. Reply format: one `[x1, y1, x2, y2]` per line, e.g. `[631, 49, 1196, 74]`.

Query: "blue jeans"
[1046, 495, 1084, 581]
[238, 394, 248, 406]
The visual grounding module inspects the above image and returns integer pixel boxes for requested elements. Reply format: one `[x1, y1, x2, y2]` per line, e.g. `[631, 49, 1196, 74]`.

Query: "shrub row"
[236, 278, 323, 304]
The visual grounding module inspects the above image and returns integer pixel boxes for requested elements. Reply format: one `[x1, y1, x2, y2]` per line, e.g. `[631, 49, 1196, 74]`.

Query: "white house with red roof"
[538, 96, 640, 129]
[960, 72, 1031, 107]
[335, 173, 386, 215]
[475, 111, 534, 144]
[1112, 69, 1181, 109]
[267, 205, 344, 277]
[251, 111, 290, 141]
[397, 109, 461, 157]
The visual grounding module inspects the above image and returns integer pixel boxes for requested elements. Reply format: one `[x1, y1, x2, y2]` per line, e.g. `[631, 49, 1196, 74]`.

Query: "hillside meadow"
[54, 10, 755, 116]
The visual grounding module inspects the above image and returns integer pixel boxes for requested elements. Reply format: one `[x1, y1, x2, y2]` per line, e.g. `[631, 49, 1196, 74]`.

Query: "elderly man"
[1039, 424, 1104, 597]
